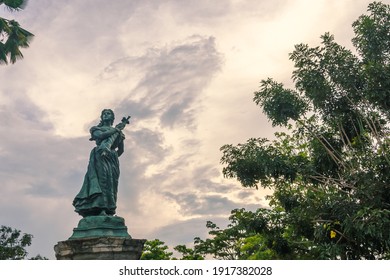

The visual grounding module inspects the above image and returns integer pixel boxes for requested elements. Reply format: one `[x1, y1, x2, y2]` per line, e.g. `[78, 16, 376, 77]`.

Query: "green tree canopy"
[220, 1, 390, 259]
[141, 239, 205, 260]
[0, 225, 46, 260]
[191, 208, 296, 260]
[0, 0, 34, 64]
[141, 239, 174, 260]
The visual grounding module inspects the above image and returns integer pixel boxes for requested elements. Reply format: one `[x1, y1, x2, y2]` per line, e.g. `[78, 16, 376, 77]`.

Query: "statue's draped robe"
[73, 126, 124, 217]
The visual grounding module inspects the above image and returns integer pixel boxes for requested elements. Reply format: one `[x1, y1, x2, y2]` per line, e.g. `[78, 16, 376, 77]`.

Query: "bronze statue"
[73, 109, 131, 217]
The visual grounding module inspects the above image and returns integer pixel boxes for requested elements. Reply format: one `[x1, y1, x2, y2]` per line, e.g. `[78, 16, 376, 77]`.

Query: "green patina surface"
[69, 110, 132, 241]
[69, 216, 131, 239]
[73, 109, 131, 218]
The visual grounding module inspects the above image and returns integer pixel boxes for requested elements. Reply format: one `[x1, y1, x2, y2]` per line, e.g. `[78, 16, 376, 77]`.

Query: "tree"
[0, 225, 46, 260]
[192, 219, 244, 260]
[0, 225, 32, 259]
[173, 244, 204, 260]
[220, 1, 390, 259]
[141, 239, 174, 260]
[141, 239, 205, 260]
[0, 0, 34, 64]
[189, 208, 290, 260]
[181, 208, 310, 260]
[192, 209, 263, 260]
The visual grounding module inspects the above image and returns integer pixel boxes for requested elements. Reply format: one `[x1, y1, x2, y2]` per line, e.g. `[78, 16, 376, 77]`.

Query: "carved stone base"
[54, 237, 146, 260]
[54, 215, 145, 260]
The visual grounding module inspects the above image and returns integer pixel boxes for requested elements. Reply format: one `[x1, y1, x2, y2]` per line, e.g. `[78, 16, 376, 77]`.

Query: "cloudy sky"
[1, 0, 387, 259]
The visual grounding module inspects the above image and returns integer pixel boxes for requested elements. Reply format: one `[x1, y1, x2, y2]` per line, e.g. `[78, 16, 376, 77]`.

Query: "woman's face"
[101, 110, 114, 123]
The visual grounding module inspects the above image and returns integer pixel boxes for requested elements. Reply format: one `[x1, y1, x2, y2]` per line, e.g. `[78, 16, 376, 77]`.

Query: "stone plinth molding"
[54, 237, 146, 260]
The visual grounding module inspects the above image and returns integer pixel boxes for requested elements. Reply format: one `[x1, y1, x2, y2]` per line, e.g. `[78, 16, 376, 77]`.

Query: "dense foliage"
[0, 0, 34, 64]
[141, 239, 204, 260]
[0, 225, 46, 260]
[191, 208, 296, 260]
[0, 225, 32, 259]
[141, 239, 174, 260]
[220, 1, 390, 259]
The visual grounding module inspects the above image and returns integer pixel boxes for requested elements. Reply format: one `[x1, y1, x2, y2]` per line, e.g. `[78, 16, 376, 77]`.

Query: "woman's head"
[100, 109, 115, 126]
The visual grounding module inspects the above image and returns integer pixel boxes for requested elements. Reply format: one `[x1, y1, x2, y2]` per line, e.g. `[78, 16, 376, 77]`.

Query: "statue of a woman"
[73, 109, 130, 217]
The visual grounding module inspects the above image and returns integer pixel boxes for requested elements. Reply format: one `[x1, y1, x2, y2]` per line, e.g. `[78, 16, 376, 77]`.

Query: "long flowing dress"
[73, 126, 124, 217]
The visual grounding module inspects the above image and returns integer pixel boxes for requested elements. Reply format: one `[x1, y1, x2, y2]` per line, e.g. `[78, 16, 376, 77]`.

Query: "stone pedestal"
[54, 237, 146, 260]
[54, 215, 145, 260]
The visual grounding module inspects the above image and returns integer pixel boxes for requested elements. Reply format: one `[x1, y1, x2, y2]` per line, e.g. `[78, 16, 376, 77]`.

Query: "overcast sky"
[1, 0, 387, 259]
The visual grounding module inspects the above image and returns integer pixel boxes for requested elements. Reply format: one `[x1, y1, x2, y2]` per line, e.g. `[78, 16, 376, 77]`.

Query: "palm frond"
[1, 0, 28, 11]
[0, 42, 8, 64]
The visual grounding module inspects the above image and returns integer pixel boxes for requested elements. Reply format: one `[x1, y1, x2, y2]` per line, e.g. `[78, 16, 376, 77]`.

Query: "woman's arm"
[92, 127, 119, 140]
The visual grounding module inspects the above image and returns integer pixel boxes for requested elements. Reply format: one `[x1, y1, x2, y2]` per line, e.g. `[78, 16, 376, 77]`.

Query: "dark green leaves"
[352, 2, 390, 114]
[140, 239, 173, 260]
[254, 79, 308, 126]
[2, 20, 33, 64]
[221, 137, 300, 188]
[0, 225, 32, 260]
[352, 1, 390, 64]
[0, 0, 33, 64]
[1, 0, 28, 11]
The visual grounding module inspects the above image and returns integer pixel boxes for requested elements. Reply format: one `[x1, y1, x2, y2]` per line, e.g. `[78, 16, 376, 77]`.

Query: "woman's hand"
[115, 122, 126, 131]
